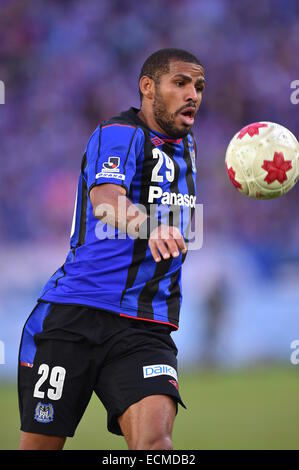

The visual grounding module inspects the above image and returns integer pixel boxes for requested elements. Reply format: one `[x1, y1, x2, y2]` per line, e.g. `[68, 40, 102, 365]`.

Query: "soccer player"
[18, 48, 205, 450]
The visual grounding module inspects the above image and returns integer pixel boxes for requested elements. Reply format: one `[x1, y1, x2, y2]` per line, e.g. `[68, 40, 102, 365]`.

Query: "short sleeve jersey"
[39, 107, 197, 330]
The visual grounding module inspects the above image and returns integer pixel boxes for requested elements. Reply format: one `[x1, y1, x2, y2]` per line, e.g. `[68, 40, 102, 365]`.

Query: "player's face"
[153, 61, 205, 138]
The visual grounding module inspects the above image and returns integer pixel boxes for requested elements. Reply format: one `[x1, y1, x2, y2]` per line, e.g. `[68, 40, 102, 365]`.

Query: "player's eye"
[175, 81, 184, 87]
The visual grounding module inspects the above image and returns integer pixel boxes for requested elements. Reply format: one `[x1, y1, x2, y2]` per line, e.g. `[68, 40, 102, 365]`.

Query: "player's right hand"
[148, 224, 187, 263]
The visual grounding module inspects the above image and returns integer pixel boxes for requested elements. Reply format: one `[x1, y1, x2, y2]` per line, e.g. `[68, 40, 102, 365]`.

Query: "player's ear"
[139, 76, 154, 101]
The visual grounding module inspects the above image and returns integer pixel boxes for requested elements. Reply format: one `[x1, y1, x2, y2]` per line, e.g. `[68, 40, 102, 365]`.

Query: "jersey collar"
[123, 107, 183, 145]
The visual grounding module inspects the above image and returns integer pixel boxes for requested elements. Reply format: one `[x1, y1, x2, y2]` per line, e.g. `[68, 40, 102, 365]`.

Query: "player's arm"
[89, 184, 187, 262]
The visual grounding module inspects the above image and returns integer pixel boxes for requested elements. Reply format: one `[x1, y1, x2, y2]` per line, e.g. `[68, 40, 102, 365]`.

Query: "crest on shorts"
[34, 402, 54, 424]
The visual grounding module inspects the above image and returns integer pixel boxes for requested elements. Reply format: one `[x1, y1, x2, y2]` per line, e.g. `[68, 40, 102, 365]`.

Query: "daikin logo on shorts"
[143, 364, 178, 381]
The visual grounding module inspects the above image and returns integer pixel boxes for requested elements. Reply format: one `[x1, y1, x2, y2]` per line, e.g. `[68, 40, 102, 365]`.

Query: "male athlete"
[18, 48, 205, 450]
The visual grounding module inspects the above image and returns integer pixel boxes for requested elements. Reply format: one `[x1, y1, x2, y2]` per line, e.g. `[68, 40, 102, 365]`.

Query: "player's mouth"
[178, 107, 196, 126]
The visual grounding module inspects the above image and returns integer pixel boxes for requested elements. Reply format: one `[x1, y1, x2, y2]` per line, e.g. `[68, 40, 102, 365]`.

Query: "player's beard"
[152, 87, 191, 138]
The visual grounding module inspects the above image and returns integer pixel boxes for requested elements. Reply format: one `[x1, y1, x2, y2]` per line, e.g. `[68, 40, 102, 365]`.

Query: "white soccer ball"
[225, 121, 299, 199]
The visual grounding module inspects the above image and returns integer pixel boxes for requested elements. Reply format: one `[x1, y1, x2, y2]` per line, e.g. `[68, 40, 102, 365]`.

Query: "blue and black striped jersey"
[39, 108, 197, 330]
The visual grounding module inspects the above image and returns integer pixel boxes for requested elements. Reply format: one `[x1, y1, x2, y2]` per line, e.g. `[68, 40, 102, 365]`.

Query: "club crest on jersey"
[102, 156, 120, 172]
[34, 402, 54, 424]
[188, 142, 197, 173]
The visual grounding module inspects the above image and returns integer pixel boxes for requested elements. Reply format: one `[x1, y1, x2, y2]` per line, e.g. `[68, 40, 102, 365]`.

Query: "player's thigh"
[94, 320, 186, 440]
[18, 338, 95, 440]
[118, 394, 177, 450]
[19, 431, 66, 450]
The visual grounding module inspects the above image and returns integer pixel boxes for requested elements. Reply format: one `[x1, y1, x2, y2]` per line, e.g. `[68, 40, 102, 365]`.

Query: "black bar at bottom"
[0, 450, 299, 465]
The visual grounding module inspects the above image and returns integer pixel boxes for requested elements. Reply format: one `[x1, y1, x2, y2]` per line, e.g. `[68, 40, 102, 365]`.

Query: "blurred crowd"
[1, 0, 299, 274]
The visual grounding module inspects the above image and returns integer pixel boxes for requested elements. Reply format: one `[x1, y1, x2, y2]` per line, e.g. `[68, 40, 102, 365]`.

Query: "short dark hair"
[138, 48, 203, 102]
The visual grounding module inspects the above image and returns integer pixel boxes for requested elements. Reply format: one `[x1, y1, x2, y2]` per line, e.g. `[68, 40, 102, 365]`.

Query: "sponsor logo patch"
[148, 185, 196, 208]
[96, 172, 125, 180]
[143, 364, 178, 381]
[102, 156, 120, 172]
[34, 402, 54, 424]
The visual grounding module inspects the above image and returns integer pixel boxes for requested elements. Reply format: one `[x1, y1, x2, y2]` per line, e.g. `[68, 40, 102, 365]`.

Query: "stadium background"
[0, 0, 298, 449]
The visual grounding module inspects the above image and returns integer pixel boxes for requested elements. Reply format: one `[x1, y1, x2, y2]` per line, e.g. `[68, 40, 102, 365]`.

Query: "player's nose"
[185, 84, 199, 103]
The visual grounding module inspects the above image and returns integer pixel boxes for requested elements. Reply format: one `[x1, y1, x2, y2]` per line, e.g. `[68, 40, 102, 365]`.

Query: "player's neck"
[137, 107, 170, 137]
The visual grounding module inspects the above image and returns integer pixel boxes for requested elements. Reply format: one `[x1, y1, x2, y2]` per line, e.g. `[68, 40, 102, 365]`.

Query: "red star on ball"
[226, 164, 242, 189]
[262, 151, 292, 184]
[237, 122, 268, 139]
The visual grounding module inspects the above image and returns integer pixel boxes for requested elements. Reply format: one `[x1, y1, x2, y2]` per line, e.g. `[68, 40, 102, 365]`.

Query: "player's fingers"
[164, 238, 180, 258]
[175, 236, 187, 254]
[149, 239, 161, 263]
[155, 239, 171, 260]
[170, 227, 187, 254]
